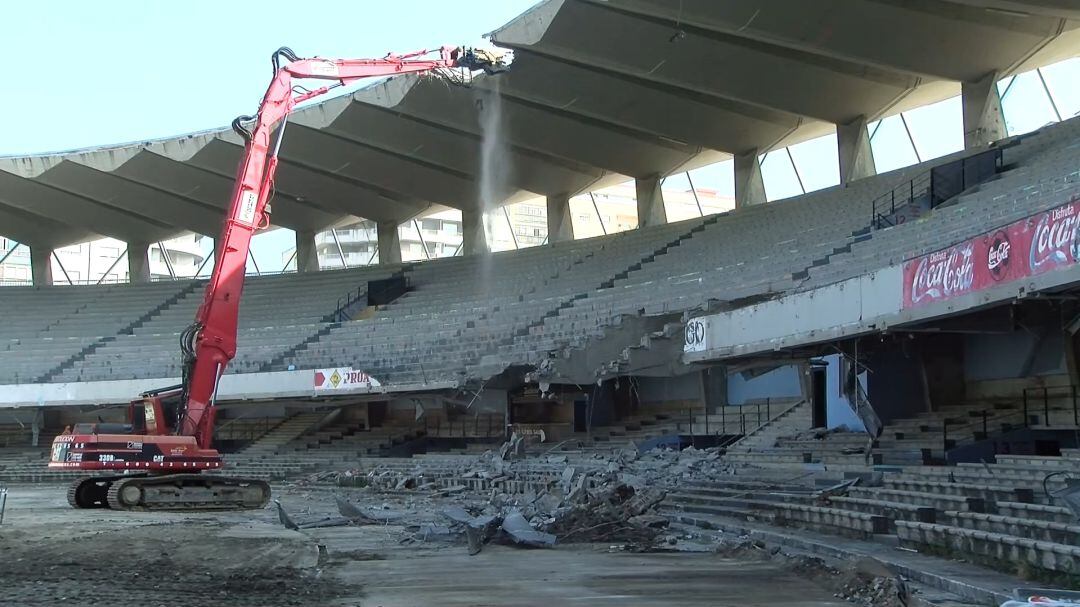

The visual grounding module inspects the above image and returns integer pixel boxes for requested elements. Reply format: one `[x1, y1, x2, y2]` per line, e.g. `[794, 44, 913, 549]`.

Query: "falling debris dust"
[476, 78, 510, 284]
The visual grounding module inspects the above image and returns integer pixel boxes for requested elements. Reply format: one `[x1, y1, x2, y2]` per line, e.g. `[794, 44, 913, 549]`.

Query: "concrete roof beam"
[176, 139, 358, 231]
[0, 173, 176, 242]
[388, 76, 699, 179]
[495, 1, 920, 125]
[355, 75, 610, 182]
[325, 100, 595, 198]
[33, 162, 223, 236]
[0, 203, 94, 248]
[481, 52, 799, 155]
[579, 0, 1077, 81]
[278, 124, 493, 208]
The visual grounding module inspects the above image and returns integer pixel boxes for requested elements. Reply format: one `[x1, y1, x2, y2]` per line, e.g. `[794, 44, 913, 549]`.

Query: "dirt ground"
[0, 484, 861, 607]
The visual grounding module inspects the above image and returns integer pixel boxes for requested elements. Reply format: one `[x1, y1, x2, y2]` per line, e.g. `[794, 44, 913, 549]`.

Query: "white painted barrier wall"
[685, 266, 903, 359]
[0, 370, 455, 408]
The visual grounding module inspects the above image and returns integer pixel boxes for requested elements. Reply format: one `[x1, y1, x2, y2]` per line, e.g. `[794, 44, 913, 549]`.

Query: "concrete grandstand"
[3, 0, 1080, 600]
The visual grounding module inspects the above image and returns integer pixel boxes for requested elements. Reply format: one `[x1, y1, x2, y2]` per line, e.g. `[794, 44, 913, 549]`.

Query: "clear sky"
[0, 1, 1077, 273]
[0, 0, 536, 154]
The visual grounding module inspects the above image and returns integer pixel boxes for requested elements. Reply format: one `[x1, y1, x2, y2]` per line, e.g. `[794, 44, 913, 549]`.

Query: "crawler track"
[68, 475, 126, 509]
[68, 474, 269, 511]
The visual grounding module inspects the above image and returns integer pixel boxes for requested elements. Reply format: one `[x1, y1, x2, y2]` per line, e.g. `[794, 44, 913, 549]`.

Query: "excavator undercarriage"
[67, 474, 270, 511]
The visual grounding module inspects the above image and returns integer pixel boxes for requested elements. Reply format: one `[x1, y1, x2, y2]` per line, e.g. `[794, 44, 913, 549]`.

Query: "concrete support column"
[545, 194, 574, 243]
[127, 241, 151, 283]
[635, 175, 667, 228]
[29, 245, 53, 286]
[461, 209, 489, 255]
[734, 149, 766, 209]
[295, 229, 319, 273]
[962, 71, 1006, 149]
[836, 115, 876, 184]
[377, 221, 402, 264]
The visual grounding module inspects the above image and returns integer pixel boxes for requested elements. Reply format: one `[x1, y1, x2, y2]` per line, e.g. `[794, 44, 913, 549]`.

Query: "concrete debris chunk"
[273, 500, 300, 531]
[618, 472, 646, 490]
[335, 496, 375, 522]
[501, 511, 556, 547]
[441, 506, 496, 529]
[498, 433, 526, 460]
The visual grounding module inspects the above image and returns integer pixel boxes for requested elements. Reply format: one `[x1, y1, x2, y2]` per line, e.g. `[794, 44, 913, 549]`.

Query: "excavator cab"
[130, 390, 183, 436]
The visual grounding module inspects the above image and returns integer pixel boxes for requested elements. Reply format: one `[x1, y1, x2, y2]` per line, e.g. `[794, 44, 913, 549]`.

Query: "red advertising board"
[902, 197, 1080, 309]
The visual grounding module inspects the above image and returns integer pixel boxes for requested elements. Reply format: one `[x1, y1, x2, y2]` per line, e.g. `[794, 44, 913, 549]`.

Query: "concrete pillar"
[734, 149, 767, 209]
[127, 241, 151, 283]
[461, 209, 489, 255]
[377, 221, 402, 264]
[545, 194, 574, 243]
[836, 116, 876, 184]
[635, 176, 667, 228]
[962, 71, 1006, 149]
[29, 245, 53, 286]
[295, 229, 319, 273]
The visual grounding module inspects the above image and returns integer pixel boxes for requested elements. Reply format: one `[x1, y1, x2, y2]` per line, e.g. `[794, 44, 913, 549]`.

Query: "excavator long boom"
[179, 46, 507, 446]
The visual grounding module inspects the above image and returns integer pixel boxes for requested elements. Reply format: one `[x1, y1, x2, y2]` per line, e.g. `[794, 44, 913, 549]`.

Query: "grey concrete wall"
[689, 267, 902, 359]
[964, 330, 1067, 381]
[636, 374, 701, 404]
[817, 354, 867, 432]
[687, 263, 1080, 367]
[866, 349, 930, 424]
[727, 365, 802, 405]
[0, 369, 456, 408]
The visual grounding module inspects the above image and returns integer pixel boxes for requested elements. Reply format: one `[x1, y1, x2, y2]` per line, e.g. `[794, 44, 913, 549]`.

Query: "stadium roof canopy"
[1, 0, 1077, 249]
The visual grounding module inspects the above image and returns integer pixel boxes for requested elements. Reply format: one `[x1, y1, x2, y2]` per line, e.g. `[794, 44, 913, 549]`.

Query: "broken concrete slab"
[501, 511, 556, 547]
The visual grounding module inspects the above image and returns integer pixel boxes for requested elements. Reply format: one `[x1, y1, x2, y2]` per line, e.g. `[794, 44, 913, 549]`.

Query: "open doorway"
[811, 367, 827, 428]
[573, 398, 588, 433]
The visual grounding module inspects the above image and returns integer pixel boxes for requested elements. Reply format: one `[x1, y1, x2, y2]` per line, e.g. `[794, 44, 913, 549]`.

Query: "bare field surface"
[0, 484, 860, 607]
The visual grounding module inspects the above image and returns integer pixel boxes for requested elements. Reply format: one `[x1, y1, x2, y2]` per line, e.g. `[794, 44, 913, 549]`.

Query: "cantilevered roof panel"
[579, 0, 1077, 81]
[0, 0, 1076, 250]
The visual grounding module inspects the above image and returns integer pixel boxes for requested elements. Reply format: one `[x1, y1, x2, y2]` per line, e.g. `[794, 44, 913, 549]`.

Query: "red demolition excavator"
[49, 46, 508, 511]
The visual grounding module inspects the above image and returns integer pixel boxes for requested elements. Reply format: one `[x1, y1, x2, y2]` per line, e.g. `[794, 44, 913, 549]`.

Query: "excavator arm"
[179, 46, 508, 446]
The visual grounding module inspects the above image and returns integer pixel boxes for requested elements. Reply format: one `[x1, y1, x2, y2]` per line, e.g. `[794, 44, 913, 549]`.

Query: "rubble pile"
[833, 574, 908, 607]
[281, 436, 738, 552]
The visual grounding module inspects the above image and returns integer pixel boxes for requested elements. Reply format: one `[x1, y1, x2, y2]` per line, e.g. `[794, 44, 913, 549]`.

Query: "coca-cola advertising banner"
[902, 197, 1080, 309]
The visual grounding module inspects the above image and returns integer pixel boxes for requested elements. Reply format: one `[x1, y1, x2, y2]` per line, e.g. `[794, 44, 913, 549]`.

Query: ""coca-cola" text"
[910, 244, 975, 303]
[1029, 205, 1078, 272]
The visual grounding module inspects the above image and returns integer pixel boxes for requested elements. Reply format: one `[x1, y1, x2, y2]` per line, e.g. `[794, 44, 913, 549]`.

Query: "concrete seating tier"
[806, 123, 1080, 288]
[2, 117, 1077, 390]
[895, 520, 1080, 575]
[667, 413, 1080, 581]
[43, 265, 397, 383]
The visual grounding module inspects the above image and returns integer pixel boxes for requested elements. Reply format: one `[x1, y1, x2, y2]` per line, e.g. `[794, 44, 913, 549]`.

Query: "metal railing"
[0, 484, 7, 525]
[694, 399, 781, 436]
[1022, 385, 1080, 429]
[214, 417, 276, 442]
[939, 385, 1078, 455]
[941, 406, 1027, 454]
[423, 414, 504, 439]
[332, 286, 366, 322]
[871, 148, 1002, 230]
[871, 172, 932, 229]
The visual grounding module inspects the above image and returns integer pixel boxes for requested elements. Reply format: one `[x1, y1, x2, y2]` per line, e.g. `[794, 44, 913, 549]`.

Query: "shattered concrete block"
[501, 511, 556, 547]
[335, 496, 375, 522]
[441, 506, 496, 529]
[618, 473, 646, 490]
[628, 514, 669, 529]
